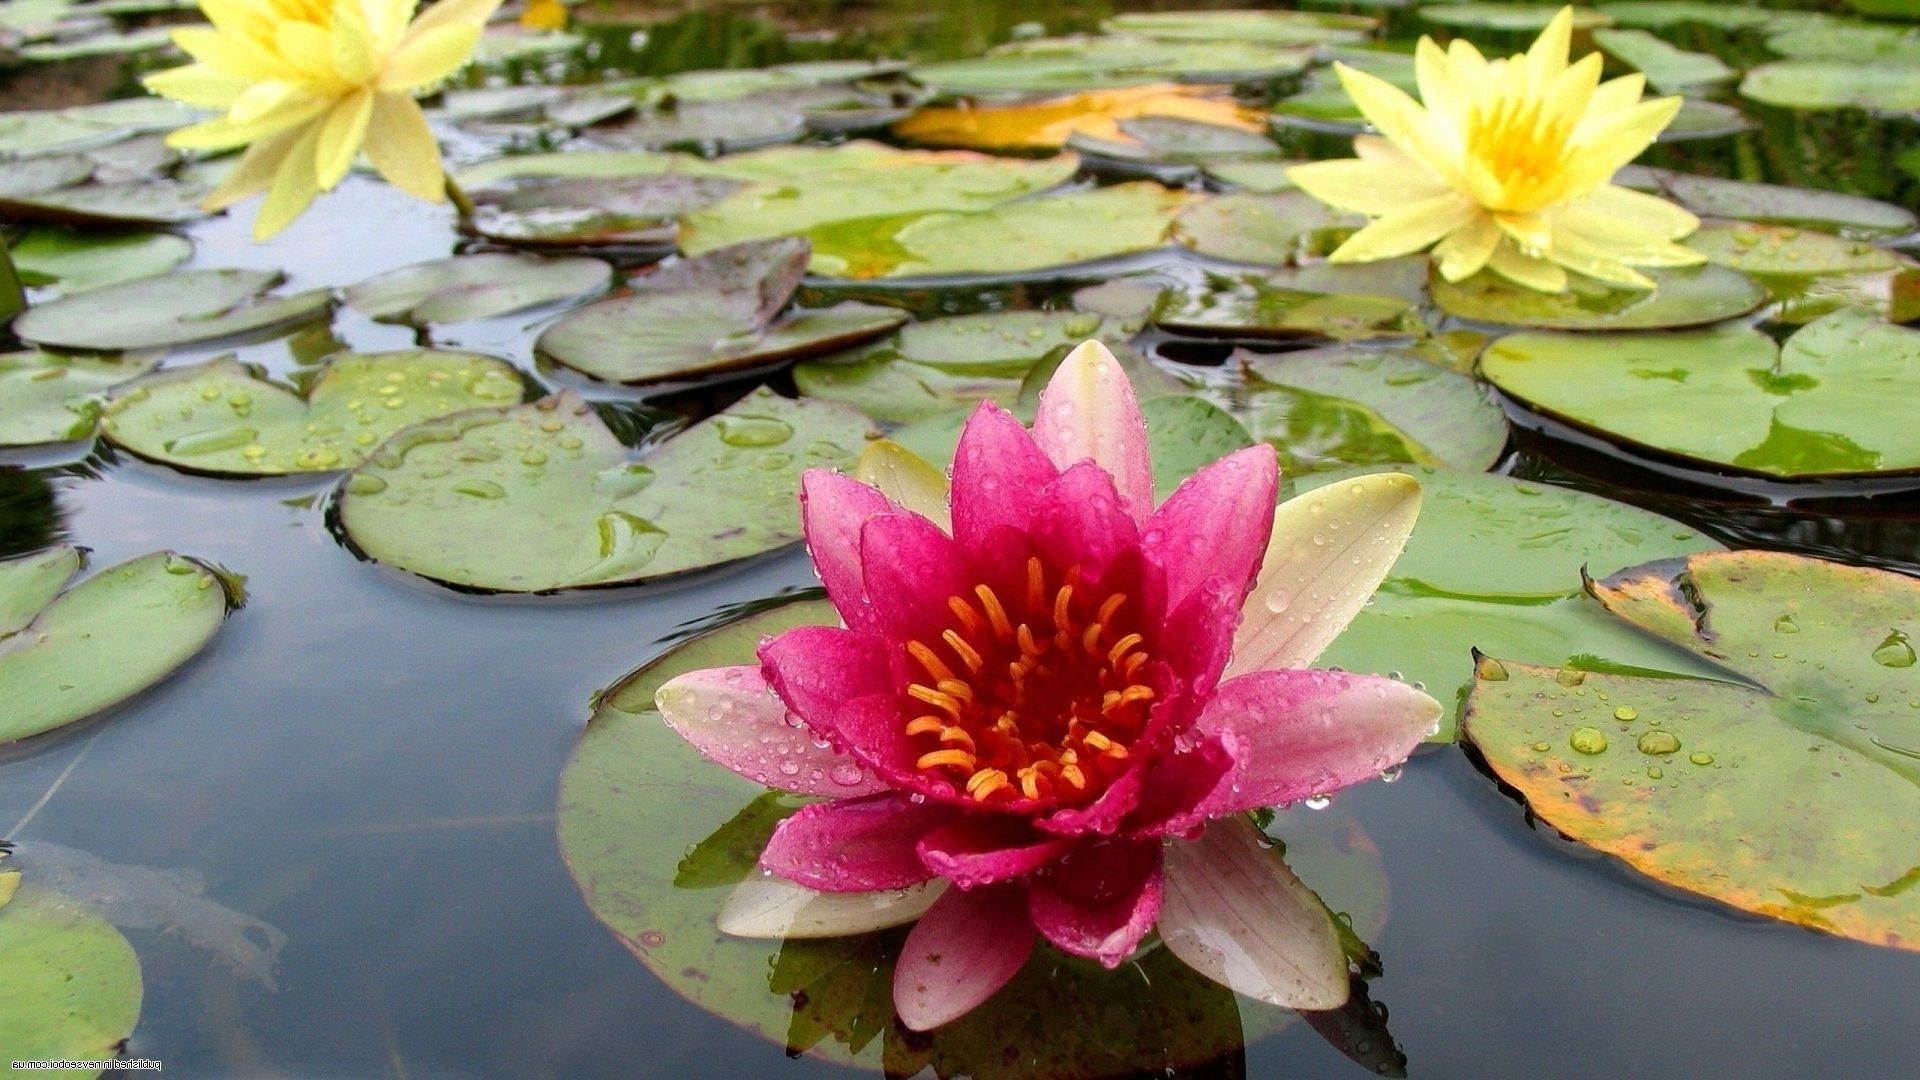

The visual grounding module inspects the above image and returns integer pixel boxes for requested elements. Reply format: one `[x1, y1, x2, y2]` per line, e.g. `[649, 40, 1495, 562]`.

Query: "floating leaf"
[1432, 264, 1767, 330]
[1766, 23, 1920, 62]
[1741, 60, 1920, 112]
[536, 239, 905, 386]
[1462, 550, 1920, 951]
[0, 177, 219, 229]
[337, 388, 873, 593]
[1066, 116, 1282, 169]
[1173, 191, 1363, 266]
[892, 84, 1261, 152]
[342, 253, 611, 325]
[102, 352, 527, 477]
[792, 310, 1113, 424]
[1593, 2, 1777, 30]
[0, 547, 234, 744]
[1480, 310, 1920, 479]
[1686, 222, 1904, 277]
[0, 882, 142, 1078]
[9, 229, 191, 295]
[592, 98, 806, 154]
[1420, 4, 1613, 32]
[0, 350, 157, 447]
[467, 174, 744, 248]
[13, 269, 333, 352]
[1204, 159, 1305, 193]
[1618, 166, 1918, 241]
[1592, 28, 1735, 94]
[1154, 272, 1420, 341]
[1299, 467, 1725, 740]
[1101, 10, 1377, 46]
[910, 35, 1313, 95]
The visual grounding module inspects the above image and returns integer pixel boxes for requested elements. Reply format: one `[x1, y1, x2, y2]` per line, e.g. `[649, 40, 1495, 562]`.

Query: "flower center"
[1465, 93, 1576, 206]
[900, 557, 1156, 806]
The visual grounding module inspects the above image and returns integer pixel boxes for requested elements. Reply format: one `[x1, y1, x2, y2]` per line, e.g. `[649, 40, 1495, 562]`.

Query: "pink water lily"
[656, 342, 1440, 1030]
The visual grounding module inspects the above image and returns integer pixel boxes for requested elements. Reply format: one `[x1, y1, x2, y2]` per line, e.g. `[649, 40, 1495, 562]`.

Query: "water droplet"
[1263, 587, 1290, 613]
[345, 473, 388, 496]
[1303, 794, 1332, 810]
[1613, 706, 1637, 722]
[1530, 741, 1550, 752]
[294, 446, 341, 469]
[164, 426, 259, 456]
[1774, 615, 1800, 634]
[1688, 751, 1714, 766]
[1872, 630, 1915, 668]
[716, 415, 794, 448]
[1556, 669, 1586, 687]
[1379, 765, 1402, 783]
[593, 511, 666, 566]
[1636, 730, 1680, 756]
[830, 763, 865, 787]
[454, 479, 507, 499]
[1479, 658, 1509, 681]
[1569, 727, 1608, 755]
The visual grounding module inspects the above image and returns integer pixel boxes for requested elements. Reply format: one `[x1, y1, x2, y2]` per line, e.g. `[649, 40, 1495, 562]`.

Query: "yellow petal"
[1546, 230, 1658, 289]
[1332, 63, 1461, 181]
[170, 26, 278, 79]
[143, 63, 249, 108]
[166, 96, 329, 151]
[1525, 7, 1575, 87]
[274, 21, 334, 77]
[202, 126, 304, 210]
[315, 89, 373, 190]
[1433, 213, 1502, 281]
[1587, 74, 1646, 119]
[1415, 37, 1471, 136]
[380, 24, 483, 92]
[331, 0, 379, 86]
[1569, 96, 1682, 173]
[364, 93, 445, 202]
[407, 0, 502, 38]
[1564, 184, 1700, 240]
[1446, 37, 1490, 85]
[1487, 240, 1568, 292]
[1494, 211, 1553, 254]
[1287, 157, 1449, 217]
[228, 79, 315, 125]
[254, 121, 326, 239]
[1329, 192, 1478, 263]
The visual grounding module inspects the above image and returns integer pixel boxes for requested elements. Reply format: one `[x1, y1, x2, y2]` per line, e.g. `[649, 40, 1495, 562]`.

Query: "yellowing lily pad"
[0, 882, 142, 1078]
[1432, 264, 1767, 330]
[101, 352, 528, 477]
[342, 253, 612, 325]
[535, 239, 906, 386]
[1480, 311, 1920, 479]
[13, 269, 334, 352]
[0, 350, 157, 447]
[1301, 467, 1726, 741]
[0, 547, 235, 744]
[1462, 550, 1920, 951]
[892, 84, 1261, 152]
[336, 388, 874, 593]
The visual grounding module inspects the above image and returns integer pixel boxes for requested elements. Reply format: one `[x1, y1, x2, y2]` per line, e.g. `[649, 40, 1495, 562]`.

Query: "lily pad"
[910, 36, 1313, 96]
[1766, 23, 1920, 62]
[336, 388, 874, 593]
[0, 882, 142, 1077]
[1296, 467, 1725, 740]
[102, 352, 528, 476]
[1173, 191, 1363, 266]
[1593, 2, 1778, 30]
[1592, 28, 1735, 94]
[536, 239, 906, 386]
[791, 310, 1114, 424]
[1154, 273, 1421, 341]
[1617, 166, 1919, 241]
[14, 269, 334, 352]
[1432, 264, 1767, 331]
[467, 174, 744, 248]
[1066, 116, 1282, 168]
[0, 350, 157, 447]
[343, 253, 612, 325]
[1204, 160, 1306, 193]
[1461, 549, 1920, 951]
[0, 178, 219, 229]
[1101, 10, 1377, 46]
[592, 98, 807, 154]
[0, 547, 234, 744]
[1741, 61, 1920, 112]
[892, 85, 1260, 153]
[1686, 222, 1904, 277]
[1419, 4, 1613, 32]
[1480, 311, 1920, 480]
[8, 229, 191, 294]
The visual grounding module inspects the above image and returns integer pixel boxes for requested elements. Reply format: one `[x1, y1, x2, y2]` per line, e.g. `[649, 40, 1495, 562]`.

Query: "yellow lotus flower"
[145, 0, 503, 239]
[1287, 6, 1704, 292]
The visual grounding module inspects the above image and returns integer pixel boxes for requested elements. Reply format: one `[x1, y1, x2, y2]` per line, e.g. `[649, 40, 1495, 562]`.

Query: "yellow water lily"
[1287, 6, 1704, 292]
[144, 0, 503, 239]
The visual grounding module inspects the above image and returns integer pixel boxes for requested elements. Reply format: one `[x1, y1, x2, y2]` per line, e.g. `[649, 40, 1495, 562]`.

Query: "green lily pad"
[0, 110, 124, 158]
[0, 350, 157, 447]
[8, 229, 191, 295]
[592, 98, 807, 154]
[0, 154, 95, 199]
[1593, 28, 1735, 94]
[1296, 466, 1725, 741]
[1741, 60, 1920, 112]
[1173, 191, 1363, 266]
[1066, 117, 1282, 169]
[909, 36, 1313, 95]
[791, 310, 1113, 424]
[1154, 272, 1421, 341]
[13, 269, 334, 352]
[1208, 347, 1508, 475]
[342, 253, 612, 325]
[1766, 23, 1920, 62]
[1686, 221, 1904, 277]
[467, 174, 744, 248]
[1101, 10, 1377, 46]
[19, 24, 173, 60]
[1432, 264, 1767, 330]
[1593, 2, 1778, 30]
[536, 239, 906, 386]
[1461, 549, 1920, 951]
[1618, 166, 1919, 241]
[1661, 98, 1757, 142]
[677, 144, 1079, 266]
[0, 881, 142, 1077]
[1481, 310, 1920, 480]
[1419, 4, 1613, 32]
[1203, 159, 1305, 193]
[558, 594, 1385, 1073]
[336, 388, 874, 593]
[101, 352, 528, 477]
[0, 178, 218, 229]
[0, 547, 235, 744]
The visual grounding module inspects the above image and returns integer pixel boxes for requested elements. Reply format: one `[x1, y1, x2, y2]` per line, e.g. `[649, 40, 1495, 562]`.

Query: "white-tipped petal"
[718, 877, 945, 939]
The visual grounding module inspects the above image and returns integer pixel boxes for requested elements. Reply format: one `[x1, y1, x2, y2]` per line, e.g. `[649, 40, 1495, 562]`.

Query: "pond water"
[3, 1, 1920, 1077]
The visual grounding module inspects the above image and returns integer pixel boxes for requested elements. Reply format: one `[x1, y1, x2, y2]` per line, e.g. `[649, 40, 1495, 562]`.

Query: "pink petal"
[758, 793, 956, 892]
[1156, 574, 1246, 702]
[1229, 472, 1422, 676]
[917, 816, 1072, 889]
[1140, 444, 1277, 614]
[949, 401, 1059, 551]
[1168, 669, 1438, 831]
[860, 511, 980, 646]
[800, 469, 896, 633]
[1032, 341, 1155, 524]
[1035, 743, 1151, 838]
[1027, 837, 1164, 967]
[1159, 814, 1348, 1009]
[1125, 734, 1235, 837]
[1025, 461, 1142, 587]
[817, 693, 971, 806]
[894, 884, 1035, 1031]
[654, 666, 888, 797]
[758, 626, 894, 732]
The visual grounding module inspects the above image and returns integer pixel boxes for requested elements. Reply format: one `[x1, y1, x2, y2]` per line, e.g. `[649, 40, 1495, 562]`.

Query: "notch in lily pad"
[13, 269, 334, 352]
[536, 238, 907, 387]
[335, 387, 876, 593]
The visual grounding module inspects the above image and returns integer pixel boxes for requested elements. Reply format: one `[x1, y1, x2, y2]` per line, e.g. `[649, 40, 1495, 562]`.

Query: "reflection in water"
[0, 466, 61, 558]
